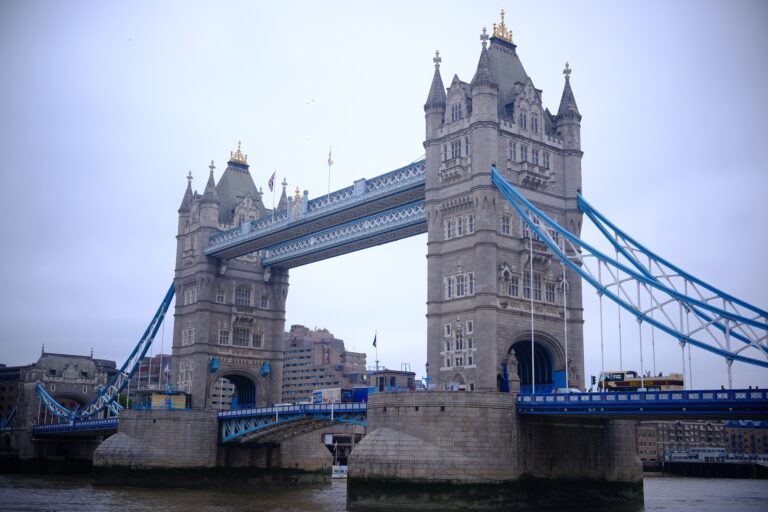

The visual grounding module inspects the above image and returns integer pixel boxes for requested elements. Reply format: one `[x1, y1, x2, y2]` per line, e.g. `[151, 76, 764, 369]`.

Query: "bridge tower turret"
[424, 12, 584, 393]
[171, 144, 287, 411]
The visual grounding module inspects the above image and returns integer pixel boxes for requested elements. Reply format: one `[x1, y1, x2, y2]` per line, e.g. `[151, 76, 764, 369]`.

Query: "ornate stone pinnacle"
[563, 61, 572, 79]
[186, 170, 193, 184]
[208, 160, 215, 174]
[433, 50, 441, 68]
[480, 27, 489, 48]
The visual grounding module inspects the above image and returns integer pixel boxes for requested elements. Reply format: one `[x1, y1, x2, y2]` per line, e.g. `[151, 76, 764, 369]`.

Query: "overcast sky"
[1, 1, 766, 390]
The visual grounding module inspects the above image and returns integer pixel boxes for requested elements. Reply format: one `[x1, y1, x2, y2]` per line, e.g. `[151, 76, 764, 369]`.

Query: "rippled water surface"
[1, 475, 766, 511]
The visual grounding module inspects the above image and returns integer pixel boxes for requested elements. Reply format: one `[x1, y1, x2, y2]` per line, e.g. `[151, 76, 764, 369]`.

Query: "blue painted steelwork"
[262, 201, 425, 266]
[491, 166, 768, 368]
[219, 402, 367, 442]
[32, 417, 119, 435]
[0, 407, 16, 431]
[206, 160, 426, 256]
[517, 389, 768, 418]
[35, 283, 176, 420]
[578, 193, 768, 355]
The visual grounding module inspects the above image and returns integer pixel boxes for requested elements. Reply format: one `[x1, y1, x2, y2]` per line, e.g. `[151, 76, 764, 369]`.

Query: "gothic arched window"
[235, 286, 251, 306]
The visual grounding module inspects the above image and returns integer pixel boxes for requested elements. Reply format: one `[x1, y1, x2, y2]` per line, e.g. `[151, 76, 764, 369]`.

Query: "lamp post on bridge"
[424, 362, 431, 391]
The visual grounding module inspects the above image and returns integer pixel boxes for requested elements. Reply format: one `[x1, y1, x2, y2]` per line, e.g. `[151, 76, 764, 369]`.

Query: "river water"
[0, 475, 766, 511]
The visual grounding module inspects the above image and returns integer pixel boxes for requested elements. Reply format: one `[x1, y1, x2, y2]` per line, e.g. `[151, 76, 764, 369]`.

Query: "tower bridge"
[18, 10, 767, 510]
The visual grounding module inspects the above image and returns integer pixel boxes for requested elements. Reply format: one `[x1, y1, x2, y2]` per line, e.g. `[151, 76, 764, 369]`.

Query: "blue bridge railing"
[517, 389, 768, 417]
[32, 417, 119, 435]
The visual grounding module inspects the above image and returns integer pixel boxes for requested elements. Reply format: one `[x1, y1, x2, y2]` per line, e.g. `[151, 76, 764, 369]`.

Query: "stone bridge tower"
[424, 17, 584, 392]
[171, 145, 288, 409]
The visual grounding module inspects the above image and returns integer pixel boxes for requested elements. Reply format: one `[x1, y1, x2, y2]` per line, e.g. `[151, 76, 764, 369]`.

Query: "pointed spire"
[557, 62, 581, 118]
[471, 30, 498, 90]
[424, 50, 447, 111]
[277, 178, 288, 212]
[201, 160, 219, 204]
[178, 171, 194, 213]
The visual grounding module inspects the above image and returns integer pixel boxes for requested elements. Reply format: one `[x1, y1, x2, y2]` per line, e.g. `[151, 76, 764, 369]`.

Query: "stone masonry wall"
[279, 423, 364, 471]
[349, 392, 642, 484]
[93, 409, 218, 468]
[520, 416, 642, 482]
[349, 391, 519, 482]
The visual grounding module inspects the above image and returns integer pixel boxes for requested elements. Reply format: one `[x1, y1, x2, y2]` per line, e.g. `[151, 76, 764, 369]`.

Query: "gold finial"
[229, 140, 248, 165]
[294, 187, 302, 200]
[492, 9, 514, 44]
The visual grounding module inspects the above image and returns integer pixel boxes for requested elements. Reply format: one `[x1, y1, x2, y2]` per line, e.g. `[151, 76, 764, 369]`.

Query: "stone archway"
[509, 340, 556, 393]
[208, 370, 263, 410]
[448, 372, 467, 391]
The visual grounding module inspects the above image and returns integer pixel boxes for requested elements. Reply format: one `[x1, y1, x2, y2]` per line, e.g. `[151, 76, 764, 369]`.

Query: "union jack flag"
[268, 171, 276, 192]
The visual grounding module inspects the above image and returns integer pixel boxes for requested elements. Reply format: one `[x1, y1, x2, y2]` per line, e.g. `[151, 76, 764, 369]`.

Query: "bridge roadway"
[29, 389, 767, 440]
[204, 160, 426, 267]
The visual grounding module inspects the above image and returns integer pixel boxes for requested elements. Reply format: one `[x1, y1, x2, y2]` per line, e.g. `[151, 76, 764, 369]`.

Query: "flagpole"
[375, 329, 379, 371]
[272, 170, 276, 211]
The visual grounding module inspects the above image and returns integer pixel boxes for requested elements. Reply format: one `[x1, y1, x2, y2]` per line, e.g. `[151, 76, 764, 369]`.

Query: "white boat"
[331, 465, 348, 479]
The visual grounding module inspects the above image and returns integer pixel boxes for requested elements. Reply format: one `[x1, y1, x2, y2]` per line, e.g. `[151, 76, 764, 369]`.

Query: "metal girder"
[206, 160, 426, 260]
[491, 166, 768, 369]
[219, 403, 367, 443]
[261, 201, 426, 268]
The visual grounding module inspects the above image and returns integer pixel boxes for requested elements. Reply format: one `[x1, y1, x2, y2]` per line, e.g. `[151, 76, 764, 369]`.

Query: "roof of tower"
[424, 51, 447, 111]
[479, 10, 533, 118]
[487, 37, 530, 114]
[216, 142, 267, 224]
[557, 62, 581, 118]
[178, 171, 194, 213]
[201, 162, 219, 204]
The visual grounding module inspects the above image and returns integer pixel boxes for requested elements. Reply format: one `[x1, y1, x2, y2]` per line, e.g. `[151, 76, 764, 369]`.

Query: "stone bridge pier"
[348, 392, 641, 511]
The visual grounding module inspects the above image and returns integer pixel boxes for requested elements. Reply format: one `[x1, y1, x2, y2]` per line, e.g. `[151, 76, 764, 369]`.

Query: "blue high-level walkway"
[205, 160, 426, 267]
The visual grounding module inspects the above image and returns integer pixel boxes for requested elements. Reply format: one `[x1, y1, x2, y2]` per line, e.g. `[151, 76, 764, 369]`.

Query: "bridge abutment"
[347, 392, 642, 510]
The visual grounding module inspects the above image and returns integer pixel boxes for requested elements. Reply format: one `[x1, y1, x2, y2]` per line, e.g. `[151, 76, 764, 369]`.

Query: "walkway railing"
[517, 389, 768, 417]
[262, 201, 425, 266]
[32, 417, 119, 434]
[206, 160, 426, 254]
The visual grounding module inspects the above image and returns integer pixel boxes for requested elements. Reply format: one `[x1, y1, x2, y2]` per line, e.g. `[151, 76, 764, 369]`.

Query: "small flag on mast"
[268, 171, 276, 192]
[372, 334, 377, 348]
[328, 148, 334, 167]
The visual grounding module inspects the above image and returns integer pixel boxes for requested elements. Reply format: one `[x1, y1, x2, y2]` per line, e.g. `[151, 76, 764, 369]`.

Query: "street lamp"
[424, 362, 431, 392]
